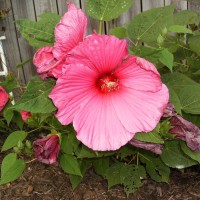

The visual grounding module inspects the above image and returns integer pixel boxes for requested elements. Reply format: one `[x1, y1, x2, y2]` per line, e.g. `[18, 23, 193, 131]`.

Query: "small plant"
[0, 1, 200, 196]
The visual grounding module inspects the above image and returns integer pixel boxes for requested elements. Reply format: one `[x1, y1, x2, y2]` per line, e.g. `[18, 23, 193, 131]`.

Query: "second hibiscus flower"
[49, 34, 169, 151]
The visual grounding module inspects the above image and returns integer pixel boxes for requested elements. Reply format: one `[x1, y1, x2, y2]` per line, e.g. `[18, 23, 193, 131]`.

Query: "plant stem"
[99, 20, 103, 35]
[26, 158, 37, 164]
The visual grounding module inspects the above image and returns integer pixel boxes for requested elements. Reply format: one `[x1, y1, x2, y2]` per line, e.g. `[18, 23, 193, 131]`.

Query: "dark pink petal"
[54, 2, 87, 57]
[112, 84, 169, 133]
[67, 34, 128, 74]
[73, 94, 133, 151]
[170, 115, 200, 152]
[49, 64, 98, 125]
[129, 139, 163, 154]
[20, 110, 32, 121]
[0, 86, 9, 111]
[115, 56, 162, 92]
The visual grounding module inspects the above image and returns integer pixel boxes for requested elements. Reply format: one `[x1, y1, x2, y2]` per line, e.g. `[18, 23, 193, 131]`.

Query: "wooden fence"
[0, 0, 199, 83]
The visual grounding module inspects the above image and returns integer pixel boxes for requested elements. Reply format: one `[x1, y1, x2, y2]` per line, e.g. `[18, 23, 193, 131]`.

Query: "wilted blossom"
[33, 3, 87, 79]
[49, 34, 169, 151]
[33, 134, 60, 164]
[129, 138, 163, 154]
[162, 102, 175, 118]
[0, 86, 9, 112]
[170, 115, 200, 152]
[20, 110, 32, 121]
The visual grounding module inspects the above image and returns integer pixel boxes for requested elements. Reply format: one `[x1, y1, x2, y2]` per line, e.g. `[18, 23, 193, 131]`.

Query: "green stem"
[99, 20, 103, 35]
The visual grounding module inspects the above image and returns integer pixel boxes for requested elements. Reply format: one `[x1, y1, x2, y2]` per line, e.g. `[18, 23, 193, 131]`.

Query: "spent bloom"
[33, 2, 87, 79]
[49, 34, 169, 151]
[33, 134, 60, 164]
[0, 86, 9, 112]
[20, 110, 32, 121]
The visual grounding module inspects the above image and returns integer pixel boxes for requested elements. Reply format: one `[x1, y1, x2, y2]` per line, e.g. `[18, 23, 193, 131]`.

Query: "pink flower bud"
[0, 86, 9, 111]
[33, 135, 60, 164]
[20, 110, 32, 121]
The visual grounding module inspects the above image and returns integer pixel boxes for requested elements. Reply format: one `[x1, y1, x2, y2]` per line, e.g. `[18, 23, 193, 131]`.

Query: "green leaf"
[12, 111, 24, 130]
[180, 142, 200, 164]
[109, 27, 127, 38]
[119, 145, 137, 159]
[2, 131, 27, 151]
[69, 159, 91, 189]
[140, 152, 170, 182]
[127, 5, 174, 43]
[0, 153, 26, 185]
[168, 25, 193, 34]
[60, 154, 82, 176]
[0, 75, 17, 93]
[174, 10, 200, 25]
[159, 49, 174, 71]
[179, 85, 200, 114]
[168, 87, 182, 114]
[16, 13, 61, 49]
[161, 141, 197, 168]
[93, 157, 109, 177]
[162, 72, 198, 93]
[86, 0, 133, 21]
[12, 77, 56, 113]
[3, 102, 14, 125]
[188, 35, 200, 56]
[134, 125, 164, 144]
[105, 163, 146, 196]
[61, 133, 80, 155]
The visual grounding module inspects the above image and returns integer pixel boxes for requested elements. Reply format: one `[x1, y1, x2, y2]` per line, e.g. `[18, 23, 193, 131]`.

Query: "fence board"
[142, 0, 164, 11]
[0, 0, 25, 83]
[12, 0, 37, 83]
[33, 0, 58, 19]
[165, 0, 188, 11]
[57, 0, 80, 16]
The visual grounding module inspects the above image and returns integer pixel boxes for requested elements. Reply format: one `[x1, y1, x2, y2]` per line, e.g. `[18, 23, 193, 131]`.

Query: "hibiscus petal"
[115, 56, 162, 92]
[68, 34, 128, 74]
[73, 94, 133, 151]
[49, 64, 98, 125]
[33, 46, 58, 74]
[112, 84, 169, 133]
[54, 2, 87, 58]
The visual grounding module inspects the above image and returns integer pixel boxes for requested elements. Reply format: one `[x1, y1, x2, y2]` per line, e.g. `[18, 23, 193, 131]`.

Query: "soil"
[1, 134, 200, 200]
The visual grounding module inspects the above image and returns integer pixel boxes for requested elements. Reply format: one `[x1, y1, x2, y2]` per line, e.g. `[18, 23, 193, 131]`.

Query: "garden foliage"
[0, 0, 200, 196]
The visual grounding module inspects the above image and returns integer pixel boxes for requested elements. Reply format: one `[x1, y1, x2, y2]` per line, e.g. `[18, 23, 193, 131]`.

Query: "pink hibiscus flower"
[33, 2, 87, 79]
[0, 86, 9, 112]
[49, 34, 169, 151]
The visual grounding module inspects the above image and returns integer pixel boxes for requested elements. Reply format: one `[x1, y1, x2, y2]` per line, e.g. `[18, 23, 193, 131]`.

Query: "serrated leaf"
[69, 159, 91, 189]
[139, 151, 170, 182]
[0, 153, 26, 185]
[134, 127, 164, 144]
[162, 72, 198, 93]
[60, 154, 82, 176]
[3, 102, 14, 125]
[119, 145, 137, 159]
[16, 13, 61, 49]
[179, 85, 200, 114]
[93, 157, 109, 177]
[168, 25, 193, 34]
[180, 142, 200, 163]
[109, 27, 127, 38]
[159, 49, 174, 71]
[161, 141, 197, 168]
[127, 5, 174, 43]
[12, 77, 56, 114]
[2, 131, 27, 151]
[174, 10, 200, 25]
[0, 75, 17, 92]
[86, 0, 133, 21]
[188, 35, 200, 56]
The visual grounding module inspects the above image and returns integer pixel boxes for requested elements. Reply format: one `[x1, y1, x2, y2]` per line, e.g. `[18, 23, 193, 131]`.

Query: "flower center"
[97, 74, 119, 93]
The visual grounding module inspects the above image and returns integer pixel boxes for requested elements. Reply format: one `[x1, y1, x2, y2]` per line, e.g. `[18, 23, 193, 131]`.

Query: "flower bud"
[25, 140, 32, 149]
[157, 34, 164, 45]
[13, 146, 21, 154]
[161, 27, 168, 36]
[33, 134, 60, 164]
[17, 140, 24, 150]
